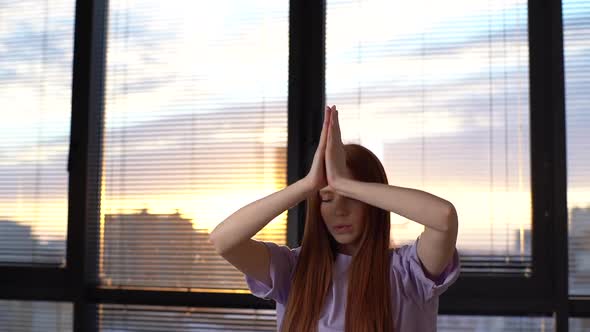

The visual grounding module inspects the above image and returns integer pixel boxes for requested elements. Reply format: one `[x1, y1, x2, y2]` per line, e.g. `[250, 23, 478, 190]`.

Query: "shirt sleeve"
[393, 235, 461, 303]
[244, 241, 300, 305]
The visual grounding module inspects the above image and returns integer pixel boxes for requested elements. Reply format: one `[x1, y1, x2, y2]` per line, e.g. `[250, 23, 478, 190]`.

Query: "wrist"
[298, 177, 316, 195]
[332, 177, 353, 195]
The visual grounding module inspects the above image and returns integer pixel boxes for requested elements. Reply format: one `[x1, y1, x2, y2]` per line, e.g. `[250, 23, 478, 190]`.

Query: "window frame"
[0, 0, 586, 331]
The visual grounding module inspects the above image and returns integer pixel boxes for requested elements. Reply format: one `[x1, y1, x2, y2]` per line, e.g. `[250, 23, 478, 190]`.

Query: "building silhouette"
[103, 209, 197, 288]
[102, 207, 287, 290]
[569, 207, 590, 295]
[0, 220, 36, 264]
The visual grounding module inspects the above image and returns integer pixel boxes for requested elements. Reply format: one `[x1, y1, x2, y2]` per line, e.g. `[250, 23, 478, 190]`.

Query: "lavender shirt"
[245, 236, 461, 332]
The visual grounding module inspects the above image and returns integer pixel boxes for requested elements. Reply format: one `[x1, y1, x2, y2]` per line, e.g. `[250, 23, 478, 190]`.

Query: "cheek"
[350, 203, 366, 216]
[351, 207, 368, 226]
[320, 204, 330, 219]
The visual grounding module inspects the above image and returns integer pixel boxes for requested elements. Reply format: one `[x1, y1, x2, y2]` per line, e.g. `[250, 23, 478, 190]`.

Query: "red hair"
[280, 144, 393, 332]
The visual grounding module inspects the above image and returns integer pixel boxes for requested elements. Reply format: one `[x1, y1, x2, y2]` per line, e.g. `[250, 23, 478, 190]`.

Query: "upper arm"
[417, 205, 458, 281]
[216, 239, 272, 287]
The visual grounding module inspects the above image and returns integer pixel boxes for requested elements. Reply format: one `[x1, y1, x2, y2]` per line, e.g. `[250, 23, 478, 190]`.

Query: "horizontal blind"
[326, 0, 531, 275]
[438, 315, 553, 331]
[564, 0, 590, 296]
[99, 305, 276, 331]
[0, 0, 74, 265]
[93, 0, 289, 290]
[0, 300, 72, 332]
[570, 318, 590, 331]
[98, 307, 559, 331]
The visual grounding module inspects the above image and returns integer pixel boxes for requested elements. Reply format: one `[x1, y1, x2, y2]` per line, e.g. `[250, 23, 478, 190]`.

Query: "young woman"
[209, 105, 460, 332]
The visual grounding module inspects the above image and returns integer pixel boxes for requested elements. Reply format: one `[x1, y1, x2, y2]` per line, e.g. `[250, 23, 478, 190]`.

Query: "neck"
[337, 243, 359, 256]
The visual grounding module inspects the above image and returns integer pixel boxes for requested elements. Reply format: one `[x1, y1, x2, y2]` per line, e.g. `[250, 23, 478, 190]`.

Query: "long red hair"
[281, 144, 393, 332]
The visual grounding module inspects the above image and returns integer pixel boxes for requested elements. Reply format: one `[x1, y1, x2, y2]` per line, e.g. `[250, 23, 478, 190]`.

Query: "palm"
[326, 107, 350, 185]
[303, 106, 332, 191]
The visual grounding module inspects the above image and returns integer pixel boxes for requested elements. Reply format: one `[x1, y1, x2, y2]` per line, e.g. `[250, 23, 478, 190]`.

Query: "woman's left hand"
[325, 105, 352, 190]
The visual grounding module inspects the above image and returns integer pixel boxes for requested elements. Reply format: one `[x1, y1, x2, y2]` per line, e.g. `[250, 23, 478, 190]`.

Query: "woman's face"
[319, 185, 368, 253]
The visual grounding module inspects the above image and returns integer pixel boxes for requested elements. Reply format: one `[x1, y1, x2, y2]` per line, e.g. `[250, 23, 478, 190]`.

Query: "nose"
[335, 209, 349, 217]
[333, 197, 350, 217]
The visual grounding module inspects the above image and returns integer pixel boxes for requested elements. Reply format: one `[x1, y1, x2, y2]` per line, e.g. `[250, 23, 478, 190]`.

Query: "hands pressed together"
[304, 105, 352, 193]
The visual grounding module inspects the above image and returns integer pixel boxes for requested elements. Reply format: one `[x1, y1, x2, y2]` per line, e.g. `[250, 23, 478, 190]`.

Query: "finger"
[327, 115, 340, 155]
[320, 107, 329, 140]
[327, 109, 334, 143]
[331, 108, 338, 129]
[319, 107, 331, 147]
[332, 110, 342, 143]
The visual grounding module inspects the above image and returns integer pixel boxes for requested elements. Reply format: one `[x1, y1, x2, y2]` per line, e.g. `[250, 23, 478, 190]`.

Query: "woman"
[209, 105, 460, 331]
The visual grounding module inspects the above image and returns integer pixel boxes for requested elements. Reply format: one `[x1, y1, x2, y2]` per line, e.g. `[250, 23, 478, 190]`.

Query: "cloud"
[1, 0, 589, 239]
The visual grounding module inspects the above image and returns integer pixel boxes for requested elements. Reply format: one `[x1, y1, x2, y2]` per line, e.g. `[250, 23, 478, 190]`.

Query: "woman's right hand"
[303, 105, 333, 192]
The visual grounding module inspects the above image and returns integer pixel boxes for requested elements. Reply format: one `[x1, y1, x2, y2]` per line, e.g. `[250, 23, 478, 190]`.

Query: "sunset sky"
[0, 0, 588, 257]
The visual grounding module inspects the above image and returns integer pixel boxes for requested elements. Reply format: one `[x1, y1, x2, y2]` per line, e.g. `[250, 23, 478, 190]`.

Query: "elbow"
[443, 204, 458, 233]
[208, 230, 226, 256]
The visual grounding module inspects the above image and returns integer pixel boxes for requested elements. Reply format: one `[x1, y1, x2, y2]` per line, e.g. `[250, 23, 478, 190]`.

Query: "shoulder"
[245, 241, 302, 281]
[244, 242, 302, 304]
[389, 236, 461, 303]
[261, 241, 301, 257]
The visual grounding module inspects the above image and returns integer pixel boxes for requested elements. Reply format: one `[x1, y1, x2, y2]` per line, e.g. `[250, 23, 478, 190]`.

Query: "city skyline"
[1, 0, 589, 289]
[3, 206, 590, 295]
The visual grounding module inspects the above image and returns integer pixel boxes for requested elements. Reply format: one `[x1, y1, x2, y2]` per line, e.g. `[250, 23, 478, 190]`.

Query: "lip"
[333, 224, 353, 234]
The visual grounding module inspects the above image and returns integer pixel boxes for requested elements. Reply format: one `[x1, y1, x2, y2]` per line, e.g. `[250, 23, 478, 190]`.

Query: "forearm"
[209, 178, 314, 254]
[334, 178, 455, 232]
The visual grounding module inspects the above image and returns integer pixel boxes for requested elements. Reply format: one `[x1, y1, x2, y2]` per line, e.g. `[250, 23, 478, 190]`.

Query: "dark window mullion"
[90, 289, 274, 309]
[69, 0, 109, 331]
[529, 0, 569, 329]
[287, 0, 327, 248]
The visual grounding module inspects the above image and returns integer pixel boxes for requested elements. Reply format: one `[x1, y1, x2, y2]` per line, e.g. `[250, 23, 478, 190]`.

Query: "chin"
[332, 233, 361, 245]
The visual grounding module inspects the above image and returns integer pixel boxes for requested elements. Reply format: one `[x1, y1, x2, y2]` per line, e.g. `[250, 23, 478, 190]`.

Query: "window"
[570, 318, 590, 331]
[438, 315, 553, 331]
[2, 0, 589, 330]
[0, 300, 72, 332]
[564, 0, 590, 296]
[99, 304, 275, 331]
[326, 0, 530, 274]
[97, 0, 289, 290]
[0, 0, 74, 266]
